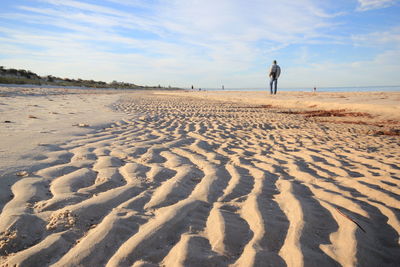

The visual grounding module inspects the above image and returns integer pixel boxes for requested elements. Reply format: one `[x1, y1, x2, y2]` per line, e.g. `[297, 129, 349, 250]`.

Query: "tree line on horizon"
[0, 66, 178, 90]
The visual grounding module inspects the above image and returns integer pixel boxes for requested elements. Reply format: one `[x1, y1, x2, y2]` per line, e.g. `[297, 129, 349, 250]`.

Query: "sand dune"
[0, 89, 399, 266]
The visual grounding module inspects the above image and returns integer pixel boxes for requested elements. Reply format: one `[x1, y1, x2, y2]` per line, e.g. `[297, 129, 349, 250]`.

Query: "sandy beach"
[0, 87, 399, 266]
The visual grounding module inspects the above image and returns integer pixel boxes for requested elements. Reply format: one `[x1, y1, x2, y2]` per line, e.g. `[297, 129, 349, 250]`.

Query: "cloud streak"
[357, 0, 398, 11]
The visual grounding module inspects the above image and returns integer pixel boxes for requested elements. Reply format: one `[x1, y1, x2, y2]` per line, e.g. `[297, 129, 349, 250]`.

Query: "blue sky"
[0, 0, 399, 88]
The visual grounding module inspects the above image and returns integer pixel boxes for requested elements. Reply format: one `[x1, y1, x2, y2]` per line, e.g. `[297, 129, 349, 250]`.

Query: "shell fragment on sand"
[73, 123, 90, 127]
[16, 171, 29, 177]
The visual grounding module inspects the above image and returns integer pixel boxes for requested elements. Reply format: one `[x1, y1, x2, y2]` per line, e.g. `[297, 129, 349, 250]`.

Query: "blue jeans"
[270, 78, 278, 94]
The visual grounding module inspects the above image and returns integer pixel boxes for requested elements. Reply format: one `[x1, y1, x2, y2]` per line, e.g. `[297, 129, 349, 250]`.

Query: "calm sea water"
[2, 84, 400, 93]
[200, 86, 400, 92]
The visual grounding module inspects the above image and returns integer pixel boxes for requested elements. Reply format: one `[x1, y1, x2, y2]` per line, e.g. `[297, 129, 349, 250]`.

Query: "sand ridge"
[0, 92, 399, 266]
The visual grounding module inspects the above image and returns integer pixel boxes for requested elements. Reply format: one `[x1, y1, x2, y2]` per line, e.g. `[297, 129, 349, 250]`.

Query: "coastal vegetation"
[0, 66, 178, 90]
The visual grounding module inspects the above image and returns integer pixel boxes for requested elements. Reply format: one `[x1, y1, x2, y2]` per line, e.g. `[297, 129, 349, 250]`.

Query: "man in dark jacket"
[269, 60, 281, 94]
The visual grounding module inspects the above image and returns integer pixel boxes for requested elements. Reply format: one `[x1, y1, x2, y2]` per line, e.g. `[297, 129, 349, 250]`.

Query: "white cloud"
[351, 26, 400, 46]
[156, 0, 335, 42]
[285, 47, 400, 87]
[357, 0, 397, 11]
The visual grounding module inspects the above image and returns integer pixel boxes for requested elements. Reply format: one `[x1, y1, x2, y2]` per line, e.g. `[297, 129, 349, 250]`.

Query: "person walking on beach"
[269, 60, 281, 94]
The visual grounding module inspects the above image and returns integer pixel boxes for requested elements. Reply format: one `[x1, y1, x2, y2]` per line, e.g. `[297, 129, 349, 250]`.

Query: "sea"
[1, 84, 400, 93]
[199, 86, 400, 92]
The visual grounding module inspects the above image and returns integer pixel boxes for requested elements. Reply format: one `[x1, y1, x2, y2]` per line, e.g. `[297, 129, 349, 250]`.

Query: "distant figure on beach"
[222, 85, 224, 90]
[313, 87, 317, 93]
[191, 85, 194, 90]
[269, 60, 281, 95]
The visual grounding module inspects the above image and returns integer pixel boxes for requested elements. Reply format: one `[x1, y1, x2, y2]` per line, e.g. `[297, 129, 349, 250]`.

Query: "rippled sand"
[0, 90, 399, 266]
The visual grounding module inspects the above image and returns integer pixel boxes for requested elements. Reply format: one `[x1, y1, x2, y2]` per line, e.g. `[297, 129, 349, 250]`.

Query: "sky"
[0, 0, 399, 88]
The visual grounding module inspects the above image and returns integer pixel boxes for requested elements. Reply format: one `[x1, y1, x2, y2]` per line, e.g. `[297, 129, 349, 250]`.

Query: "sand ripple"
[1, 94, 399, 266]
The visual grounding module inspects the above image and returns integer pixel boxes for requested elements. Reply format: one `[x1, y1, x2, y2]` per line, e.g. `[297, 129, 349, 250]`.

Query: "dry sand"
[0, 87, 399, 266]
